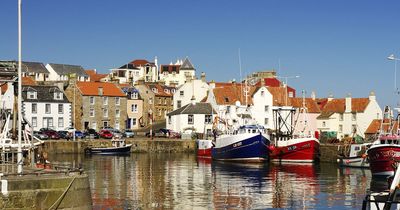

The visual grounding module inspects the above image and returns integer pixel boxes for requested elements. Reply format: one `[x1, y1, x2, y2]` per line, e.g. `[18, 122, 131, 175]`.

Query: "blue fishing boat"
[211, 125, 270, 162]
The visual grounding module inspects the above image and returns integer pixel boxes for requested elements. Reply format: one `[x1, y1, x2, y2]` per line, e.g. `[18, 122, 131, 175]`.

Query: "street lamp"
[276, 75, 300, 106]
[387, 54, 400, 94]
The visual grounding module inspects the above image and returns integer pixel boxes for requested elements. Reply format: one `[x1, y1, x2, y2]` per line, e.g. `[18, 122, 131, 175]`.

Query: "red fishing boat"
[269, 99, 320, 163]
[367, 106, 400, 176]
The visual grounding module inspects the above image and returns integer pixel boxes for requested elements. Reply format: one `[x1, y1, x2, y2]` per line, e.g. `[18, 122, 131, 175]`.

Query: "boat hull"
[211, 133, 270, 162]
[87, 144, 132, 155]
[338, 156, 369, 168]
[271, 139, 320, 163]
[197, 139, 213, 157]
[367, 145, 400, 176]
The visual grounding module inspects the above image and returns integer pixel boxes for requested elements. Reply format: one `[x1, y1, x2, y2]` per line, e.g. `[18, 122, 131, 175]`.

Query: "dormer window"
[54, 91, 63, 100]
[164, 89, 170, 94]
[171, 89, 176, 94]
[224, 97, 229, 103]
[131, 92, 138, 99]
[152, 88, 158, 93]
[27, 91, 37, 99]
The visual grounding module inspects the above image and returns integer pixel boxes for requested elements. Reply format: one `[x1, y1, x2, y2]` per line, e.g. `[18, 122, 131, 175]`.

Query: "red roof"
[129, 59, 152, 66]
[76, 82, 125, 97]
[213, 83, 257, 105]
[289, 98, 321, 113]
[365, 119, 399, 134]
[22, 77, 37, 86]
[85, 70, 108, 82]
[264, 78, 281, 87]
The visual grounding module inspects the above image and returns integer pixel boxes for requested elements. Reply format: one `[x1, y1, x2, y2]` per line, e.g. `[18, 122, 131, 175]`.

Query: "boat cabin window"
[252, 129, 256, 133]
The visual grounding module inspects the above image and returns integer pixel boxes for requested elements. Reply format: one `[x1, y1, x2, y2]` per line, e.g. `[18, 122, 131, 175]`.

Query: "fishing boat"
[211, 124, 270, 162]
[337, 143, 370, 168]
[367, 106, 400, 176]
[196, 139, 213, 157]
[270, 103, 320, 163]
[85, 137, 132, 155]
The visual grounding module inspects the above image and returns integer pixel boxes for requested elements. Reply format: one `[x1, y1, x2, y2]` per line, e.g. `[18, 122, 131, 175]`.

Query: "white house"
[46, 63, 89, 82]
[173, 72, 209, 110]
[316, 92, 382, 139]
[110, 58, 159, 84]
[22, 85, 72, 131]
[159, 57, 196, 86]
[166, 102, 215, 136]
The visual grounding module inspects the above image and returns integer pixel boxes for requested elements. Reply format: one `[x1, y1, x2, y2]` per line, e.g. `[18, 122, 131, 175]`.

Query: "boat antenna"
[238, 48, 242, 104]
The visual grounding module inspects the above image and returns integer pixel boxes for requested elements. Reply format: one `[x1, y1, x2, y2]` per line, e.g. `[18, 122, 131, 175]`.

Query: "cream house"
[159, 57, 196, 86]
[173, 73, 209, 110]
[316, 92, 382, 139]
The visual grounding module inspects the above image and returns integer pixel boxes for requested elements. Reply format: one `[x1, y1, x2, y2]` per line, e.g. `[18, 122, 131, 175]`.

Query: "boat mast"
[17, 0, 23, 174]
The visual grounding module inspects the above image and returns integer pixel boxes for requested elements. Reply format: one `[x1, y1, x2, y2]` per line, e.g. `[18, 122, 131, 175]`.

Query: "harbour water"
[49, 153, 378, 209]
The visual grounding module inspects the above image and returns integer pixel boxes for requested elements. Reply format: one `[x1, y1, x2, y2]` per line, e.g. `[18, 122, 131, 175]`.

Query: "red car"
[99, 130, 113, 139]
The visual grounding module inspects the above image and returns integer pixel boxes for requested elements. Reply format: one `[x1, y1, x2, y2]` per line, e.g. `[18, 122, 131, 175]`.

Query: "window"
[224, 97, 229, 103]
[90, 108, 95, 117]
[43, 117, 53, 128]
[265, 118, 269, 126]
[177, 100, 182, 108]
[164, 89, 170, 94]
[116, 97, 120, 105]
[132, 118, 137, 126]
[58, 104, 63, 114]
[131, 92, 138, 99]
[32, 117, 37, 127]
[115, 122, 120, 130]
[131, 104, 138, 113]
[103, 97, 108, 105]
[352, 124, 357, 132]
[261, 90, 264, 96]
[149, 98, 153, 104]
[339, 114, 343, 121]
[116, 109, 120, 118]
[90, 97, 95, 105]
[171, 89, 176, 94]
[226, 106, 231, 113]
[339, 125, 343, 132]
[58, 117, 64, 128]
[180, 91, 184, 96]
[288, 91, 294, 98]
[27, 91, 37, 99]
[188, 114, 194, 124]
[54, 92, 63, 100]
[352, 113, 357, 121]
[168, 116, 172, 125]
[32, 103, 37, 114]
[265, 105, 269, 113]
[205, 115, 212, 124]
[322, 121, 326, 127]
[103, 108, 108, 117]
[45, 104, 51, 114]
[152, 88, 158, 93]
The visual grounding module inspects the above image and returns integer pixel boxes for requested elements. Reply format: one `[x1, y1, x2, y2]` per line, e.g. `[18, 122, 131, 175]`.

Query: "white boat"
[337, 143, 370, 168]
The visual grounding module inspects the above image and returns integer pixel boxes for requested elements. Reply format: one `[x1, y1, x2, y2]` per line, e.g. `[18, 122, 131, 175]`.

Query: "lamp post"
[387, 54, 400, 94]
[276, 75, 300, 106]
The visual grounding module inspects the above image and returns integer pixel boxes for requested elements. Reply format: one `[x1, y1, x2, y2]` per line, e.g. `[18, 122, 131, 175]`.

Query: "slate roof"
[22, 85, 70, 103]
[22, 62, 49, 74]
[121, 86, 142, 100]
[179, 57, 195, 70]
[167, 102, 215, 116]
[48, 63, 88, 77]
[76, 82, 126, 97]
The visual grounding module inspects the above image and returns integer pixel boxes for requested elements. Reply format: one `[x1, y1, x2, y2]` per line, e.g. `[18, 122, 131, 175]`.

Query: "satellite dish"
[235, 101, 241, 107]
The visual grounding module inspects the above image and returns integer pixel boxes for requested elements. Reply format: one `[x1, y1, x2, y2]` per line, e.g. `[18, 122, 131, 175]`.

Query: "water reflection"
[48, 153, 374, 209]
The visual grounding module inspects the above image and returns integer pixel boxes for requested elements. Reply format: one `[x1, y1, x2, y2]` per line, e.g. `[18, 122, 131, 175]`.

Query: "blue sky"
[1, 0, 400, 107]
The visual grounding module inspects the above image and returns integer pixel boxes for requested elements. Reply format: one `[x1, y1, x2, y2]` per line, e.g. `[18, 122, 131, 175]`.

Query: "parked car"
[123, 129, 135, 138]
[84, 129, 100, 139]
[57, 130, 70, 140]
[64, 127, 76, 132]
[74, 130, 85, 139]
[146, 128, 170, 138]
[39, 128, 60, 140]
[111, 129, 123, 138]
[100, 126, 114, 131]
[99, 130, 113, 139]
[33, 131, 48, 140]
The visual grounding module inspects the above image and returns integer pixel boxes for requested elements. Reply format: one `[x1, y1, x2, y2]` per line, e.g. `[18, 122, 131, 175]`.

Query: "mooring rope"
[48, 176, 76, 210]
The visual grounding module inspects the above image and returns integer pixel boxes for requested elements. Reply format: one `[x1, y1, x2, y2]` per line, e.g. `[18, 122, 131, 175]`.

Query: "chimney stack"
[201, 72, 206, 82]
[345, 93, 352, 113]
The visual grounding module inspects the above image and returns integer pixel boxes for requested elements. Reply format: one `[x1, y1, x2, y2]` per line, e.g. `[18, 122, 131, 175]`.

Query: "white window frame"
[32, 117, 37, 127]
[90, 96, 95, 105]
[27, 91, 37, 99]
[58, 104, 63, 114]
[90, 108, 95, 117]
[45, 104, 51, 114]
[103, 108, 108, 117]
[103, 97, 108, 105]
[116, 109, 120, 118]
[188, 114, 194, 125]
[58, 117, 64, 128]
[116, 97, 120, 105]
[131, 104, 138, 113]
[32, 103, 37, 114]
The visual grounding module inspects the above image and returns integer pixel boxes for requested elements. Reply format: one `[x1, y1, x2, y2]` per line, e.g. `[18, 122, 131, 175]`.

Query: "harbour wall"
[40, 139, 340, 162]
[0, 171, 92, 209]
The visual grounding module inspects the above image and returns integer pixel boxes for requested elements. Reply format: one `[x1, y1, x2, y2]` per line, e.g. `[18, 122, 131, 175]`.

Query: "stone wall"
[319, 144, 340, 163]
